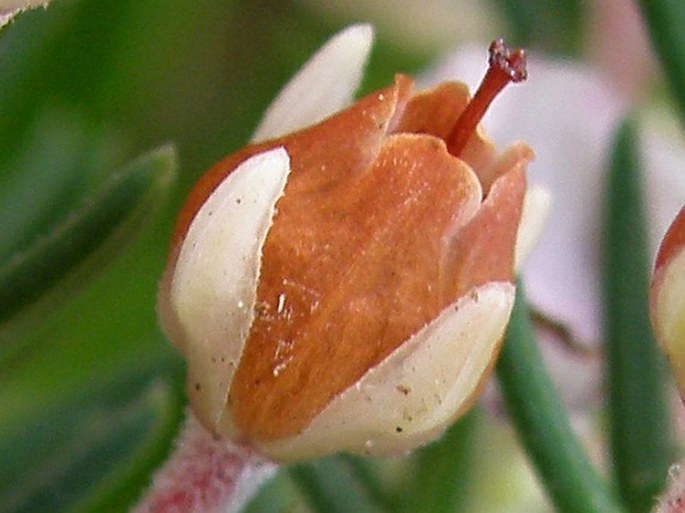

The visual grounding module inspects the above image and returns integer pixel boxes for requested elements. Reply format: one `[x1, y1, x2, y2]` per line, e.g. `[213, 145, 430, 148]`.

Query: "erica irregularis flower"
[157, 26, 533, 463]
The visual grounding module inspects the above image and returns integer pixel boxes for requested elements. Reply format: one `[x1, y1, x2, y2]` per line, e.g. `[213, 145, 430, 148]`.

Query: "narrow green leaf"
[637, 0, 685, 124]
[289, 456, 389, 513]
[603, 118, 671, 512]
[0, 145, 177, 345]
[0, 114, 106, 264]
[0, 0, 136, 148]
[0, 359, 184, 513]
[496, 283, 624, 513]
[400, 410, 477, 513]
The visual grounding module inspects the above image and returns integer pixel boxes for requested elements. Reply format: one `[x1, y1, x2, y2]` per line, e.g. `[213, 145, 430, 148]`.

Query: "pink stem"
[131, 412, 278, 513]
[654, 463, 685, 513]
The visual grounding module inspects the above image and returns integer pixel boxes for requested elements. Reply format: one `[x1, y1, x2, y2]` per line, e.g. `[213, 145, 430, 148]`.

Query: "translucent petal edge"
[515, 185, 552, 271]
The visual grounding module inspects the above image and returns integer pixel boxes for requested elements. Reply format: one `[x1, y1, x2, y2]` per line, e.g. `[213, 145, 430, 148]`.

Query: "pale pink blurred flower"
[588, 0, 658, 102]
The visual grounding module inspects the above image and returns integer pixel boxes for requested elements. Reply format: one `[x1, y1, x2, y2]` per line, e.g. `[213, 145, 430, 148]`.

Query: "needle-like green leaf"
[496, 283, 624, 513]
[638, 0, 685, 125]
[603, 118, 672, 512]
[0, 359, 184, 513]
[0, 145, 177, 345]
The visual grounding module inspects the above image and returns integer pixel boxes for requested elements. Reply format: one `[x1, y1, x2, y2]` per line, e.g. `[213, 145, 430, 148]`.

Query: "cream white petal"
[260, 281, 515, 462]
[250, 23, 373, 143]
[158, 148, 290, 434]
[654, 250, 685, 355]
[515, 185, 552, 271]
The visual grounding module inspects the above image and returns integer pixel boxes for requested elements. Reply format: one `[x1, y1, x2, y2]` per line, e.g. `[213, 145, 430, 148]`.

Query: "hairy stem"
[131, 412, 277, 513]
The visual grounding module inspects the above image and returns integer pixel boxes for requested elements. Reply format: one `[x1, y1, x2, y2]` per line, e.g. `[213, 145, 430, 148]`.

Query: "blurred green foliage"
[0, 1, 430, 510]
[638, 0, 685, 124]
[603, 119, 671, 513]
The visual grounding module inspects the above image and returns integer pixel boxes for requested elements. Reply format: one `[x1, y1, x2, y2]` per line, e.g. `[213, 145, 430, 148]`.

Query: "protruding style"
[447, 38, 527, 156]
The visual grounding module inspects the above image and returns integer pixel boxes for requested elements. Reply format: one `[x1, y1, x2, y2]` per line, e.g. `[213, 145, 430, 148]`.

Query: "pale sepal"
[0, 0, 48, 8]
[251, 24, 374, 143]
[157, 148, 291, 435]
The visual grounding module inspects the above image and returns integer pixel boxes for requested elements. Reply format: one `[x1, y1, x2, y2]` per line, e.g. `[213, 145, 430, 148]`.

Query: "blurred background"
[0, 1, 680, 512]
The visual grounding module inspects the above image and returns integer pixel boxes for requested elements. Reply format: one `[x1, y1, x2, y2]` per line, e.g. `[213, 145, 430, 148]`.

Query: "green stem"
[603, 118, 672, 512]
[496, 283, 624, 513]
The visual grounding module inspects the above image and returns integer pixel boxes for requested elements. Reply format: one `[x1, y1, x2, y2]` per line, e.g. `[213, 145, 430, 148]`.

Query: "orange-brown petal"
[439, 146, 529, 302]
[229, 134, 484, 441]
[170, 75, 415, 251]
[391, 80, 499, 191]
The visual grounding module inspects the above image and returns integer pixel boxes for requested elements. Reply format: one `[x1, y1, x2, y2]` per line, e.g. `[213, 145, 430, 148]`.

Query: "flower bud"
[650, 206, 685, 393]
[158, 36, 533, 462]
